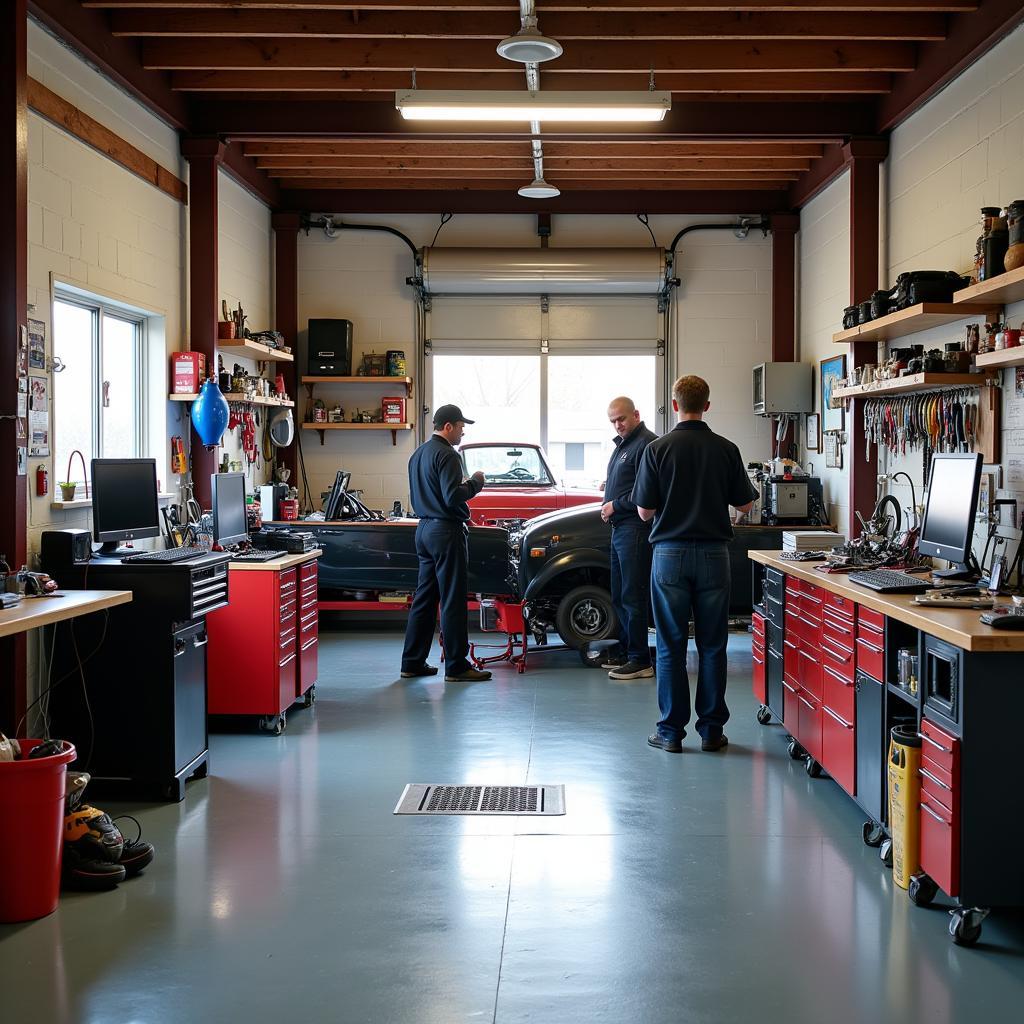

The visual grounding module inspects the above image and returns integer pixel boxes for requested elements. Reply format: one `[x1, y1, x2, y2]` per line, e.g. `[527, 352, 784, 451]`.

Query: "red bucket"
[0, 739, 76, 922]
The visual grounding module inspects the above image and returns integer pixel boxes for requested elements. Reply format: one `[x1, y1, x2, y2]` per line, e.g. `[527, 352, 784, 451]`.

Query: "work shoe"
[647, 732, 683, 753]
[444, 667, 493, 682]
[608, 660, 655, 680]
[701, 734, 729, 752]
[600, 653, 629, 670]
[62, 804, 126, 891]
[400, 663, 439, 679]
[113, 815, 156, 878]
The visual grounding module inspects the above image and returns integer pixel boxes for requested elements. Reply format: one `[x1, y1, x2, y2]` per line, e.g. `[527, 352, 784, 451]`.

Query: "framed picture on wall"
[806, 412, 820, 452]
[820, 354, 846, 434]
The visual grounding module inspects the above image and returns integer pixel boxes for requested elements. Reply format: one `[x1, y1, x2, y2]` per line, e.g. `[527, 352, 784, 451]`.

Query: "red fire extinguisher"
[36, 464, 48, 496]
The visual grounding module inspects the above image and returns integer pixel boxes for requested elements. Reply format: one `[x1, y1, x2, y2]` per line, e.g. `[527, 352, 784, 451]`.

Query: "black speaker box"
[41, 528, 92, 567]
[307, 319, 353, 376]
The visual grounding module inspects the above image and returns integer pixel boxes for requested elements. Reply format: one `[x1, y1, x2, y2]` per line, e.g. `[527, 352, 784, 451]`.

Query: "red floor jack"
[470, 599, 530, 673]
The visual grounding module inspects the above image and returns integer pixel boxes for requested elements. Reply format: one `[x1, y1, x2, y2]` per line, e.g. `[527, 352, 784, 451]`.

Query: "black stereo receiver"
[253, 528, 317, 553]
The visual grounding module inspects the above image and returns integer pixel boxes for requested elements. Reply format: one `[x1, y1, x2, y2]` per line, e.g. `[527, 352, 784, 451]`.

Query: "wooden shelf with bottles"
[218, 339, 294, 363]
[832, 302, 995, 346]
[975, 347, 1024, 370]
[301, 421, 414, 446]
[169, 392, 295, 407]
[952, 265, 1024, 308]
[832, 373, 992, 400]
[301, 375, 413, 399]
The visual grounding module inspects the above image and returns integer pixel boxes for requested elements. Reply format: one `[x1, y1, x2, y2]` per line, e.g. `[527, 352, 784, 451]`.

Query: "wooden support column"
[1, 0, 28, 732]
[272, 212, 301, 488]
[181, 136, 224, 510]
[770, 212, 800, 458]
[844, 138, 889, 537]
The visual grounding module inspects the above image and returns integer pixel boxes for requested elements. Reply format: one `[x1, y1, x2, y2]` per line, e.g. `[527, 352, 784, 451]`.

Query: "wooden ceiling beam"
[172, 70, 893, 94]
[254, 155, 813, 169]
[265, 166, 799, 179]
[276, 176, 792, 189]
[141, 38, 917, 72]
[241, 140, 826, 155]
[112, 10, 946, 41]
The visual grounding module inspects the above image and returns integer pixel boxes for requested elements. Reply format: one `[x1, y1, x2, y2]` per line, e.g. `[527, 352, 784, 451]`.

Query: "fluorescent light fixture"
[518, 178, 560, 199]
[395, 90, 671, 124]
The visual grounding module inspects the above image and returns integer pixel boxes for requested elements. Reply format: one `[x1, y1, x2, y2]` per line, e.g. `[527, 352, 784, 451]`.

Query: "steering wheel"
[506, 467, 533, 480]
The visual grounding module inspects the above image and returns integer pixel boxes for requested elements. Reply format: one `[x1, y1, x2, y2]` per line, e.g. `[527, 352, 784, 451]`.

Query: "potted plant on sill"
[58, 481, 77, 501]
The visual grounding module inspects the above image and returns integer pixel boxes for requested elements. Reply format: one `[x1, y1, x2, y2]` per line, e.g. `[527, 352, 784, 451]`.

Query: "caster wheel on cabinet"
[949, 908, 987, 947]
[908, 873, 938, 907]
[192, 761, 209, 781]
[879, 838, 893, 869]
[303, 686, 316, 708]
[787, 740, 805, 761]
[862, 821, 885, 847]
[805, 758, 822, 778]
[260, 714, 286, 736]
[756, 705, 772, 726]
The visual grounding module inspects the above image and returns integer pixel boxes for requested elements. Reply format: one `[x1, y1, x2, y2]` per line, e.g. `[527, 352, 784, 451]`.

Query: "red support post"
[844, 138, 889, 537]
[181, 136, 224, 511]
[0, 0, 28, 732]
[272, 212, 301, 488]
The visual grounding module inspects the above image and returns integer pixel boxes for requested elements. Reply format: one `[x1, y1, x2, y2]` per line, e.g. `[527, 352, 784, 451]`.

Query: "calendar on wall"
[824, 432, 843, 469]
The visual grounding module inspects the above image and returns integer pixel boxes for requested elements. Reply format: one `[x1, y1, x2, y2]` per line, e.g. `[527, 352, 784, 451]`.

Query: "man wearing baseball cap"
[400, 404, 492, 683]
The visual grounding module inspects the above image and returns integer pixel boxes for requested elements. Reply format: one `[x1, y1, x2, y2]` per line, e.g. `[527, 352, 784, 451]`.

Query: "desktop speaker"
[40, 528, 92, 567]
[307, 319, 353, 376]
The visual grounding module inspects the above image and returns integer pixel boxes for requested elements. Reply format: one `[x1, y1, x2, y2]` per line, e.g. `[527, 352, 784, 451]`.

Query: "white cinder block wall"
[297, 214, 772, 511]
[798, 172, 852, 532]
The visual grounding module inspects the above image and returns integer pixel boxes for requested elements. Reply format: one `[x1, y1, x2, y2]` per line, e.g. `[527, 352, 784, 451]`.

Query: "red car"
[459, 442, 605, 526]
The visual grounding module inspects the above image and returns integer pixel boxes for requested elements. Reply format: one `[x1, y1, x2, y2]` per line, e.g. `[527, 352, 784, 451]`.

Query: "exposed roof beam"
[194, 98, 877, 137]
[112, 10, 946, 41]
[220, 140, 282, 207]
[280, 176, 792, 189]
[255, 156, 813, 170]
[242, 140, 827, 156]
[172, 70, 893, 94]
[84, 2, 978, 12]
[141, 38, 917, 72]
[266, 167, 799, 179]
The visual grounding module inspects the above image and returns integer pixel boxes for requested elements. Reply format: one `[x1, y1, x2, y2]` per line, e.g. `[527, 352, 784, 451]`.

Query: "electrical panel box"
[752, 362, 813, 415]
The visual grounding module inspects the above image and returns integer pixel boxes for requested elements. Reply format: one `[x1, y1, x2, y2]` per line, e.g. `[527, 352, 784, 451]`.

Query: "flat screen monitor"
[324, 470, 351, 520]
[91, 458, 160, 555]
[918, 452, 983, 574]
[212, 472, 249, 547]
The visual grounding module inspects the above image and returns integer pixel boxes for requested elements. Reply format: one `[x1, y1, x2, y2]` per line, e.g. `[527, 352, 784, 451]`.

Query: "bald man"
[600, 397, 657, 679]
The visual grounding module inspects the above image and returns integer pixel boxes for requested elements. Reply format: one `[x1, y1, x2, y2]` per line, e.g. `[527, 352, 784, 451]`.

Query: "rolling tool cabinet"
[749, 550, 1024, 948]
[206, 551, 321, 735]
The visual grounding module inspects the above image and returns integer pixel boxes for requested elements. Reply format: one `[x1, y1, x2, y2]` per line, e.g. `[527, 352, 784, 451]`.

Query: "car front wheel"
[555, 585, 618, 649]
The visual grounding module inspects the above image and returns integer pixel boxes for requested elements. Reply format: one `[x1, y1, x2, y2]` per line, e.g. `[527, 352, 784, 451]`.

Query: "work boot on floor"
[608, 660, 655, 680]
[62, 802, 126, 891]
[444, 667, 493, 682]
[400, 663, 439, 679]
[600, 652, 629, 670]
[647, 732, 683, 753]
[113, 815, 156, 878]
[701, 734, 729, 752]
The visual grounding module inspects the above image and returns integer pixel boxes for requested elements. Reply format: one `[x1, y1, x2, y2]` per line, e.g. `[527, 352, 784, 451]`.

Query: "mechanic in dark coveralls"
[599, 396, 657, 680]
[400, 404, 493, 683]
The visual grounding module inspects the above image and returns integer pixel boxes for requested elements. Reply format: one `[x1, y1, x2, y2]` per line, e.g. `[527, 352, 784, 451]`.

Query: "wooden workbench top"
[0, 590, 133, 639]
[749, 551, 1024, 653]
[228, 549, 322, 572]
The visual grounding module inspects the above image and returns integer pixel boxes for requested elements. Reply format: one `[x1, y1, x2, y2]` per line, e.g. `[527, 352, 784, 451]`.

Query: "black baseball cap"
[432, 404, 475, 428]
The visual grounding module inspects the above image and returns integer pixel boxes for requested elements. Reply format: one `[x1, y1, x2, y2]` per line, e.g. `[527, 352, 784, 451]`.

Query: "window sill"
[51, 493, 177, 511]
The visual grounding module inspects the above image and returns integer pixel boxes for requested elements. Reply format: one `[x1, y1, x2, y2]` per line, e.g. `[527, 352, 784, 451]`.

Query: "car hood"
[517, 501, 605, 540]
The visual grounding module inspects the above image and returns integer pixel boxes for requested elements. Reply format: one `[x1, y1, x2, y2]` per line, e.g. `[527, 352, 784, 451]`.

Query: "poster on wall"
[29, 375, 50, 457]
[819, 354, 846, 434]
[1016, 367, 1024, 399]
[28, 318, 46, 371]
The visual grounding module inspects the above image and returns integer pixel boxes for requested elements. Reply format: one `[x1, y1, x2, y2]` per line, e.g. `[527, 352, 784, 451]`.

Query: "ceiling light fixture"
[395, 91, 672, 124]
[496, 16, 563, 64]
[518, 177, 560, 199]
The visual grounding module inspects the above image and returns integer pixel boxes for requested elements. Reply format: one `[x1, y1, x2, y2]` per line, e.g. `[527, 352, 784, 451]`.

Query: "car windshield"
[462, 445, 553, 487]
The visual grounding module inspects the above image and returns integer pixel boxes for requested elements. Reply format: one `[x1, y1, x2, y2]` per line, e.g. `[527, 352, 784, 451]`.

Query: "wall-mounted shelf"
[975, 347, 1024, 370]
[218, 339, 294, 362]
[302, 375, 413, 399]
[832, 302, 994, 345]
[832, 372, 988, 399]
[301, 421, 414, 446]
[953, 265, 1024, 308]
[170, 392, 295, 408]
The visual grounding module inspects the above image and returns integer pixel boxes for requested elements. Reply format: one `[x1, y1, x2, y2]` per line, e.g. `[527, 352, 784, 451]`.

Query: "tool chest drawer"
[800, 580, 825, 605]
[858, 606, 885, 632]
[783, 677, 800, 729]
[821, 702, 855, 797]
[920, 718, 959, 781]
[797, 641, 822, 699]
[821, 609, 855, 653]
[821, 635, 855, 683]
[797, 692, 822, 763]
[300, 560, 317, 583]
[855, 633, 885, 683]
[920, 790, 959, 898]
[752, 611, 765, 642]
[821, 660, 855, 721]
[823, 592, 855, 619]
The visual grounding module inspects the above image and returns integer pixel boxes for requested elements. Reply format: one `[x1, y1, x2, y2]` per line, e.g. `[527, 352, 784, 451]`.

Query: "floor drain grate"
[394, 784, 565, 815]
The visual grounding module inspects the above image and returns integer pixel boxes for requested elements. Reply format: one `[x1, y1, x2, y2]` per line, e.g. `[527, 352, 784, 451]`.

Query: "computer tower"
[307, 319, 353, 376]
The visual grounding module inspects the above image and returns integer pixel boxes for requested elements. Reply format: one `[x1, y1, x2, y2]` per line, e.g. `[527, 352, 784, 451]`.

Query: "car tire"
[555, 585, 619, 649]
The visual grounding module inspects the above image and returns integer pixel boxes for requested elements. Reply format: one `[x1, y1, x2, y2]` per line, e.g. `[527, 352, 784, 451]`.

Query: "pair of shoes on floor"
[647, 732, 683, 753]
[400, 663, 439, 679]
[700, 734, 729, 752]
[609, 660, 654, 680]
[444, 667, 492, 682]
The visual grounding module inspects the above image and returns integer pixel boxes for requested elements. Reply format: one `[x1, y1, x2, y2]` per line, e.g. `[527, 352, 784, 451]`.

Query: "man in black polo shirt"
[633, 376, 758, 753]
[400, 404, 492, 683]
[600, 396, 657, 679]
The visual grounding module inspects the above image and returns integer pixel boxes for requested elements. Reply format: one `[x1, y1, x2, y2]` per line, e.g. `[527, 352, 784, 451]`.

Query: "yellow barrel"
[887, 725, 922, 888]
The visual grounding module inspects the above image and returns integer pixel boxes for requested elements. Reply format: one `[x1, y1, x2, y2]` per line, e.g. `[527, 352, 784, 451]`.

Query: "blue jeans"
[651, 542, 731, 742]
[610, 522, 653, 664]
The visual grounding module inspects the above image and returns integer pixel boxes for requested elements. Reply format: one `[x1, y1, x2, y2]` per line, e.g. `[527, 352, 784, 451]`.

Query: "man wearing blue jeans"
[633, 376, 758, 753]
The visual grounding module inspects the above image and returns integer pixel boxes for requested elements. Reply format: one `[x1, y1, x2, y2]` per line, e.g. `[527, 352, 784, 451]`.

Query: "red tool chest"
[919, 716, 961, 897]
[751, 611, 766, 705]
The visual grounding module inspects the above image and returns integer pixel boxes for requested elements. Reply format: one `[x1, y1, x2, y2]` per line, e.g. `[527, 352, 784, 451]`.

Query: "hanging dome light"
[497, 19, 563, 64]
[518, 177, 560, 199]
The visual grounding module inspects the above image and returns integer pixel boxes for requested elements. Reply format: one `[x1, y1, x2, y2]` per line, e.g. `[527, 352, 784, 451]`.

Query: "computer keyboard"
[848, 569, 933, 594]
[121, 546, 208, 564]
[231, 550, 287, 563]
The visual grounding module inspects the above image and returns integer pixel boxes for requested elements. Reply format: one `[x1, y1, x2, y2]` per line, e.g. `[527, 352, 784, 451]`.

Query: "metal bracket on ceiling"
[540, 294, 549, 314]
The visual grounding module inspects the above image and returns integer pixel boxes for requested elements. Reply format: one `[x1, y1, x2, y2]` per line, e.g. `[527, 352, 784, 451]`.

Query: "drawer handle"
[857, 638, 883, 654]
[822, 705, 853, 729]
[821, 639, 853, 660]
[822, 612, 853, 632]
[919, 732, 953, 755]
[798, 695, 814, 711]
[302, 637, 317, 652]
[192, 633, 208, 649]
[799, 648, 818, 661]
[802, 593, 823, 604]
[783, 680, 797, 694]
[920, 801, 949, 826]
[919, 767, 952, 792]
[822, 664, 852, 686]
[784, 639, 798, 650]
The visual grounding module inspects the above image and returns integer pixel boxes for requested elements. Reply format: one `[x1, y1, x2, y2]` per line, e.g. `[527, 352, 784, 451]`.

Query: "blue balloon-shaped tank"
[190, 378, 229, 450]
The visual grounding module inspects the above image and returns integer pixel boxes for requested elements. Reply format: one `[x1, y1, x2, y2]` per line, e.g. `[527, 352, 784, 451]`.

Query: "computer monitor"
[323, 470, 351, 520]
[212, 472, 249, 547]
[91, 458, 161, 556]
[918, 452, 984, 579]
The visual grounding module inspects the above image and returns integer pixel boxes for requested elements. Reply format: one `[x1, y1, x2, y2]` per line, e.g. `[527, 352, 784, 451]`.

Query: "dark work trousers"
[610, 521, 653, 664]
[401, 519, 471, 675]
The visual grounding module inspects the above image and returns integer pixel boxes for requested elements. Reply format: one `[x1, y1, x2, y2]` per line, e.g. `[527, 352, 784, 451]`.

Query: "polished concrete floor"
[3, 627, 1024, 1023]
